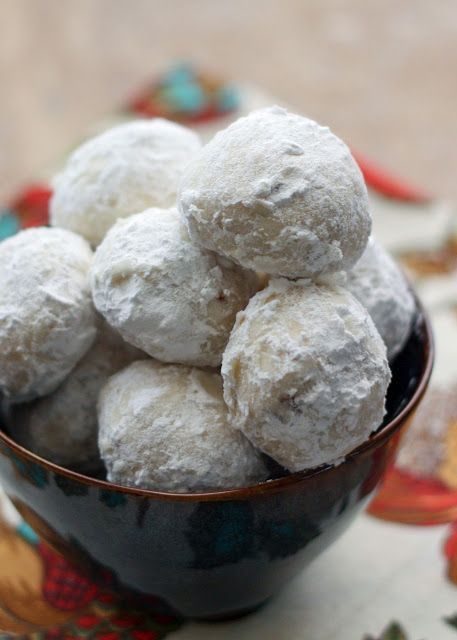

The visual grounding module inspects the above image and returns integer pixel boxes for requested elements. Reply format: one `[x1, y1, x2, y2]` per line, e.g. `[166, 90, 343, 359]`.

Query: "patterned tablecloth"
[1, 64, 457, 640]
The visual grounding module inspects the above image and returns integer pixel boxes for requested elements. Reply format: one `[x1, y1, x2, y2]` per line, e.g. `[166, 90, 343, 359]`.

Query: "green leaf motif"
[363, 621, 409, 640]
[444, 612, 457, 630]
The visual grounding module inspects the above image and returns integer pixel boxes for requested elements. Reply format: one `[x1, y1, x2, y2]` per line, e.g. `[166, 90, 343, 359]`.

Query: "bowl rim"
[0, 299, 434, 503]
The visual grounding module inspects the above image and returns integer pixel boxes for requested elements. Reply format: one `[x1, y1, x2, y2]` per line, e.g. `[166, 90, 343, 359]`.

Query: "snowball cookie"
[346, 237, 416, 360]
[222, 278, 391, 471]
[98, 360, 269, 492]
[0, 228, 97, 403]
[50, 119, 201, 246]
[11, 324, 141, 469]
[91, 207, 257, 367]
[179, 106, 371, 279]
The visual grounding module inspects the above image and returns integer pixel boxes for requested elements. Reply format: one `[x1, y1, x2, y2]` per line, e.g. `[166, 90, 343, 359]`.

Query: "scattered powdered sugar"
[222, 278, 391, 471]
[346, 237, 416, 360]
[91, 207, 257, 367]
[98, 360, 268, 492]
[51, 119, 201, 246]
[179, 106, 371, 279]
[11, 321, 142, 469]
[0, 227, 97, 403]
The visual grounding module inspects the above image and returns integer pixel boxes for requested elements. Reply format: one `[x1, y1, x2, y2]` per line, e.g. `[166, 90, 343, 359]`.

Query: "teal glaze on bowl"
[0, 307, 433, 620]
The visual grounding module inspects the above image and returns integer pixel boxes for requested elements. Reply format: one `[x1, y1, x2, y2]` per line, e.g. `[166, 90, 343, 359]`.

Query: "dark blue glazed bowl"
[0, 306, 432, 620]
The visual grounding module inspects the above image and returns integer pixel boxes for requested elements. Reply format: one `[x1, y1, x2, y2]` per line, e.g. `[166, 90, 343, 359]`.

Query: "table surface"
[1, 0, 457, 204]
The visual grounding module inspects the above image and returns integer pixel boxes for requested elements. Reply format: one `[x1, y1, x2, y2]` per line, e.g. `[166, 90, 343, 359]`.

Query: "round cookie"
[11, 323, 141, 470]
[91, 207, 257, 367]
[51, 119, 201, 246]
[345, 237, 416, 360]
[0, 227, 97, 403]
[98, 360, 268, 492]
[222, 278, 391, 471]
[179, 106, 371, 279]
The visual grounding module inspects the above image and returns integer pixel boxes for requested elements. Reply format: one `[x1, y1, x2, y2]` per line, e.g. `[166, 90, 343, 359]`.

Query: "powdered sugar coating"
[98, 360, 268, 492]
[0, 228, 97, 403]
[11, 323, 142, 469]
[91, 208, 257, 367]
[179, 106, 371, 278]
[346, 237, 416, 360]
[222, 278, 391, 471]
[51, 119, 201, 246]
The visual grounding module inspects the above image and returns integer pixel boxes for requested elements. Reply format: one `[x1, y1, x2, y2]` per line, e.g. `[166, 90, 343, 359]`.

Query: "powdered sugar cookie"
[222, 278, 390, 471]
[179, 106, 370, 278]
[0, 227, 97, 403]
[12, 324, 141, 469]
[346, 237, 416, 360]
[51, 119, 201, 245]
[91, 208, 257, 367]
[98, 360, 268, 492]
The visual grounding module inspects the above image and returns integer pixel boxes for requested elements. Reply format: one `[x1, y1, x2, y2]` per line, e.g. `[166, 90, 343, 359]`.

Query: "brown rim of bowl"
[0, 300, 433, 503]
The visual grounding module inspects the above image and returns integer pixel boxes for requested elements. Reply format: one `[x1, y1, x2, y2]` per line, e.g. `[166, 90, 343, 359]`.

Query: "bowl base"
[192, 598, 271, 622]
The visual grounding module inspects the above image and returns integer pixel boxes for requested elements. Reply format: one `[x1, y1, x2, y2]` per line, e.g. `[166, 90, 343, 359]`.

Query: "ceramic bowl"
[0, 304, 433, 620]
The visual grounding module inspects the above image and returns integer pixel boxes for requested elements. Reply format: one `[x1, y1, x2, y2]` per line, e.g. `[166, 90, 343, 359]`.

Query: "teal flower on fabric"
[217, 86, 240, 112]
[0, 209, 20, 241]
[162, 62, 195, 86]
[17, 520, 40, 545]
[162, 82, 205, 113]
